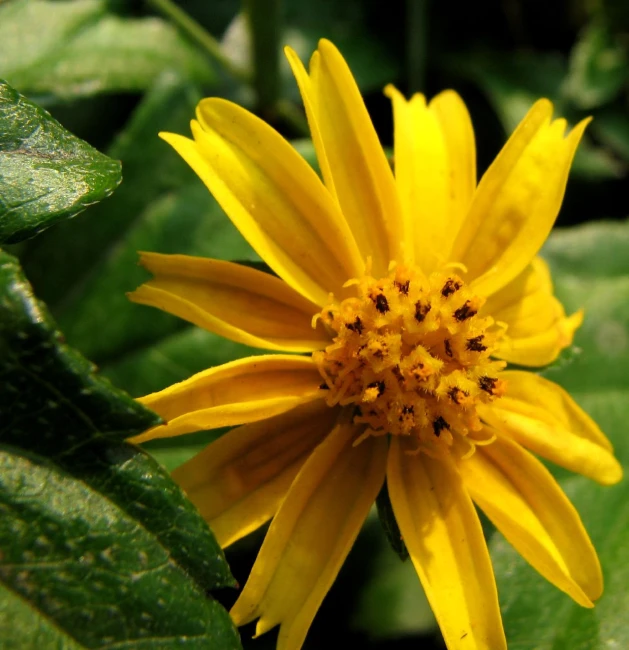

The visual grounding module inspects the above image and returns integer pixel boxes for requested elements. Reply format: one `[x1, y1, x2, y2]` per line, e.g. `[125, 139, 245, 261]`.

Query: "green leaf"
[0, 80, 121, 243]
[451, 51, 625, 180]
[19, 72, 258, 398]
[562, 22, 628, 110]
[489, 219, 629, 649]
[0, 0, 214, 100]
[349, 515, 435, 640]
[375, 482, 409, 562]
[0, 250, 240, 647]
[591, 108, 629, 162]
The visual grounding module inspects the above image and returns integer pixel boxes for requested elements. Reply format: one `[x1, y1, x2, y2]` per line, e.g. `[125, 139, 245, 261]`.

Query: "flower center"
[313, 264, 507, 458]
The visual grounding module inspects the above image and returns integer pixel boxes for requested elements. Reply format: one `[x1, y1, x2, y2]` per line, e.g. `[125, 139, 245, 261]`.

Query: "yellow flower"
[128, 39, 622, 650]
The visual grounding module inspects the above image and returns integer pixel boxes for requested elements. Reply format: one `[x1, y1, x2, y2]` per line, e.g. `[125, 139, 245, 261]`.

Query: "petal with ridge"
[130, 355, 324, 443]
[460, 433, 601, 606]
[128, 253, 329, 352]
[483, 257, 582, 366]
[385, 86, 475, 270]
[451, 100, 588, 296]
[308, 39, 404, 275]
[231, 419, 387, 650]
[388, 437, 507, 650]
[172, 401, 338, 548]
[160, 96, 363, 305]
[480, 371, 622, 485]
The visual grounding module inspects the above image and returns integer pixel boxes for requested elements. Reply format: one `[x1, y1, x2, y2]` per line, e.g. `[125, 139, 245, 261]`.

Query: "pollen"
[313, 264, 507, 459]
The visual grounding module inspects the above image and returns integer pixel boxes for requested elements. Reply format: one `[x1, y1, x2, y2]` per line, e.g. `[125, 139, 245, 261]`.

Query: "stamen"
[312, 265, 507, 460]
[441, 278, 462, 297]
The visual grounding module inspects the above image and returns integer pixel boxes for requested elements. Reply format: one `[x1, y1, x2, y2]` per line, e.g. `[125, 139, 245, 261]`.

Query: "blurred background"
[3, 0, 628, 647]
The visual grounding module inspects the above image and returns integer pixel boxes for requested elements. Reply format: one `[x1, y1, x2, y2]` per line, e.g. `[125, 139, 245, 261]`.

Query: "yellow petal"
[387, 438, 507, 650]
[231, 420, 387, 650]
[385, 86, 475, 269]
[284, 46, 338, 201]
[172, 401, 338, 548]
[483, 257, 583, 366]
[451, 100, 589, 296]
[128, 252, 329, 352]
[306, 39, 404, 274]
[460, 433, 601, 606]
[160, 97, 364, 306]
[129, 355, 324, 443]
[480, 371, 622, 485]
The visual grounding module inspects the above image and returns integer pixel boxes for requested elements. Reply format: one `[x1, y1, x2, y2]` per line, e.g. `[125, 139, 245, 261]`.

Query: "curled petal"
[130, 355, 324, 443]
[451, 100, 589, 296]
[128, 253, 329, 352]
[460, 433, 601, 606]
[231, 419, 387, 650]
[172, 401, 338, 548]
[484, 257, 582, 366]
[385, 86, 475, 269]
[160, 95, 363, 306]
[288, 39, 404, 275]
[480, 371, 622, 485]
[284, 46, 338, 201]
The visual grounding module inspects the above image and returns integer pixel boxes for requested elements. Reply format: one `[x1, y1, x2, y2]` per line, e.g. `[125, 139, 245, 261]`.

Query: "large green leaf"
[0, 80, 121, 243]
[0, 250, 240, 648]
[562, 22, 628, 110]
[451, 51, 625, 180]
[490, 219, 629, 649]
[350, 515, 434, 640]
[18, 72, 263, 399]
[0, 0, 213, 100]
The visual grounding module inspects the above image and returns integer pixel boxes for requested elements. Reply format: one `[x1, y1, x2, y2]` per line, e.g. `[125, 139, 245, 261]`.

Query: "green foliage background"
[1, 0, 629, 648]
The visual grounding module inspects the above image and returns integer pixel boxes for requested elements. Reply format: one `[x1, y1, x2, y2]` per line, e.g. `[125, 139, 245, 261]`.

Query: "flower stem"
[147, 0, 251, 84]
[244, 0, 282, 117]
[147, 0, 308, 134]
[406, 0, 429, 93]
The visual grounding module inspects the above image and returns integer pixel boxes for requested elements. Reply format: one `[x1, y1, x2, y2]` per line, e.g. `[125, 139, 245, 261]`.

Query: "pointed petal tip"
[159, 130, 186, 145]
[566, 115, 591, 145]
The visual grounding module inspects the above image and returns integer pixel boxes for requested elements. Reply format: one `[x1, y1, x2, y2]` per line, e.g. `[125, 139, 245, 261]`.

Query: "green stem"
[147, 0, 251, 84]
[244, 0, 282, 116]
[276, 98, 308, 134]
[148, 0, 308, 135]
[406, 0, 429, 93]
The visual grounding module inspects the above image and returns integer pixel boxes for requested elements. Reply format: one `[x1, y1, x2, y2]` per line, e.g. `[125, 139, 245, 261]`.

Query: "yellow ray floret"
[128, 37, 621, 650]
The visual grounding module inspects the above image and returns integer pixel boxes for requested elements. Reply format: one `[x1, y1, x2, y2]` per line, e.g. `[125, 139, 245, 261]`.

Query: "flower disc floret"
[313, 264, 508, 458]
